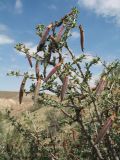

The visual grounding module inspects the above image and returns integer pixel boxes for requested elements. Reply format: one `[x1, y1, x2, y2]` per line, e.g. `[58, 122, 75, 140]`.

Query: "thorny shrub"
[0, 7, 120, 160]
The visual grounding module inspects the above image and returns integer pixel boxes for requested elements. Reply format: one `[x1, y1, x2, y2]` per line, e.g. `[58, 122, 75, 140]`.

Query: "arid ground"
[0, 91, 33, 115]
[0, 91, 60, 130]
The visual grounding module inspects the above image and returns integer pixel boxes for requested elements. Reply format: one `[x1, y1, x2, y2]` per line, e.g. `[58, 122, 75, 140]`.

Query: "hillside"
[0, 91, 33, 115]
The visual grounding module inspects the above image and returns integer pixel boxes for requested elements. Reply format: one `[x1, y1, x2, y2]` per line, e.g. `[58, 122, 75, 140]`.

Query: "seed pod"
[37, 24, 52, 52]
[61, 76, 68, 101]
[26, 55, 32, 68]
[63, 139, 68, 152]
[79, 94, 87, 101]
[55, 21, 63, 27]
[79, 25, 84, 52]
[34, 76, 41, 103]
[19, 76, 27, 104]
[96, 76, 107, 95]
[71, 129, 77, 141]
[44, 62, 62, 82]
[49, 35, 58, 48]
[57, 25, 64, 42]
[49, 35, 56, 43]
[35, 60, 40, 80]
[91, 86, 96, 91]
[95, 113, 116, 144]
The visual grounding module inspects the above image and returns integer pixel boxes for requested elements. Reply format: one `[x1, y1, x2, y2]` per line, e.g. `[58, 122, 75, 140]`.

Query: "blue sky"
[0, 0, 120, 91]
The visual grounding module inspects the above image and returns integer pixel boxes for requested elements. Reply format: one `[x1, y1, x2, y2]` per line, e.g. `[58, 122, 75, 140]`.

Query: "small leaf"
[95, 113, 116, 144]
[61, 76, 68, 101]
[44, 62, 62, 82]
[79, 25, 84, 52]
[19, 76, 27, 104]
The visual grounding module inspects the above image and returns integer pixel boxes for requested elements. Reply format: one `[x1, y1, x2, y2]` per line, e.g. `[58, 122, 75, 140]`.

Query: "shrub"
[2, 7, 120, 159]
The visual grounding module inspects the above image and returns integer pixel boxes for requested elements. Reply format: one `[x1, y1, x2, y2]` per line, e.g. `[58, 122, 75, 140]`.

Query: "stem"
[78, 118, 104, 160]
[65, 44, 85, 78]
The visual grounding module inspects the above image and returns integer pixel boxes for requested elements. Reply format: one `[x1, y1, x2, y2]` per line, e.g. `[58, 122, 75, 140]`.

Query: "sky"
[0, 0, 120, 91]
